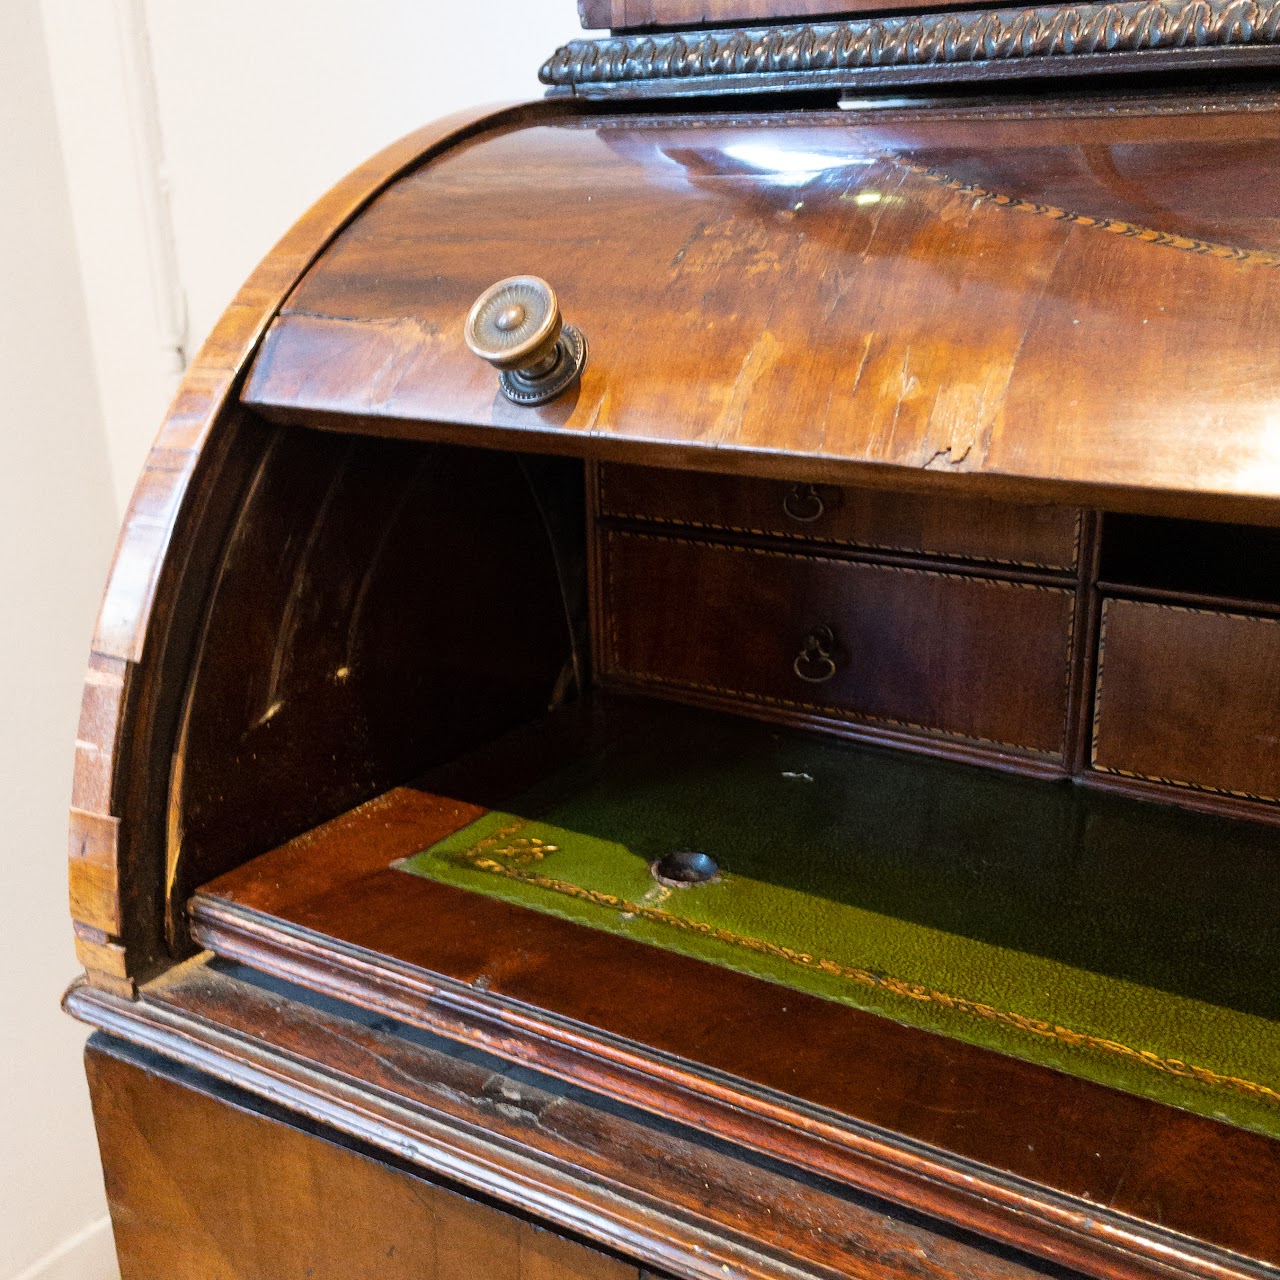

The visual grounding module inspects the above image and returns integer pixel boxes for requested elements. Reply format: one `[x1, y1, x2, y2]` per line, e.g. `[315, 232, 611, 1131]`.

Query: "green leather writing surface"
[397, 712, 1280, 1136]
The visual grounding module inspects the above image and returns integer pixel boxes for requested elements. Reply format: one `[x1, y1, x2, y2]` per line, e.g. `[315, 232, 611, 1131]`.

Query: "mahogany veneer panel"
[190, 781, 1280, 1279]
[1092, 598, 1280, 803]
[86, 1037, 636, 1280]
[245, 105, 1280, 518]
[601, 530, 1075, 757]
[598, 463, 1081, 569]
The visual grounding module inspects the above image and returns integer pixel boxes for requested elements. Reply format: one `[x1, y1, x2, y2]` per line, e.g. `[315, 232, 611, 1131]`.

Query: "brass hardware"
[783, 483, 825, 523]
[465, 275, 588, 406]
[793, 625, 838, 684]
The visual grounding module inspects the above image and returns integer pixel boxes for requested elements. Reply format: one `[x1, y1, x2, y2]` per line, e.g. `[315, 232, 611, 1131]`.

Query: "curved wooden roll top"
[245, 97, 1280, 519]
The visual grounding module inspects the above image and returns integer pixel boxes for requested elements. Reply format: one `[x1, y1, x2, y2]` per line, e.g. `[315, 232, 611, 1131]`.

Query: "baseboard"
[11, 1216, 118, 1280]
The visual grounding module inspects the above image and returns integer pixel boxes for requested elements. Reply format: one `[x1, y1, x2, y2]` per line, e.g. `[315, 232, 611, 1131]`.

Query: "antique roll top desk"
[66, 3, 1280, 1277]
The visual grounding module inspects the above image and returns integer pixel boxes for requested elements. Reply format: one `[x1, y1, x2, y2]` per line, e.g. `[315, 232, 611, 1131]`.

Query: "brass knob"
[465, 276, 587, 406]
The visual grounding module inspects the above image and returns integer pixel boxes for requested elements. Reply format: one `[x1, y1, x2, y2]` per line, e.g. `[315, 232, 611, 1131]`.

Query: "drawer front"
[1093, 599, 1280, 802]
[602, 532, 1075, 756]
[88, 1041, 639, 1280]
[598, 464, 1081, 570]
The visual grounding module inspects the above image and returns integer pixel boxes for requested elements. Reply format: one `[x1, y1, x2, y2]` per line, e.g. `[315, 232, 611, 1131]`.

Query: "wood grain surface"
[600, 529, 1077, 760]
[186, 771, 1280, 1280]
[597, 463, 1082, 569]
[1092, 598, 1280, 802]
[245, 100, 1280, 522]
[577, 0, 974, 27]
[85, 1034, 639, 1280]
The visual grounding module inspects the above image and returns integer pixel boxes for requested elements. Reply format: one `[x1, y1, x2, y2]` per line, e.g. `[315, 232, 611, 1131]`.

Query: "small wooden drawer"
[601, 531, 1076, 758]
[597, 464, 1081, 571]
[1092, 599, 1280, 803]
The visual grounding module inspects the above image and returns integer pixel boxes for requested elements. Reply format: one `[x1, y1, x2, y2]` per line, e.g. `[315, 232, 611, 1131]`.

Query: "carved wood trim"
[542, 0, 1280, 95]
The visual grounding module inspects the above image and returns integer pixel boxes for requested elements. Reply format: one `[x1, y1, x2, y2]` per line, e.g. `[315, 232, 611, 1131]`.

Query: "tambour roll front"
[65, 7, 1280, 1279]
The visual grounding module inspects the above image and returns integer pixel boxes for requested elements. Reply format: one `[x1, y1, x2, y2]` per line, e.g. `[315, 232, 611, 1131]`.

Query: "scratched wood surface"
[67, 103, 562, 993]
[85, 1035, 640, 1280]
[244, 100, 1280, 522]
[75, 970, 1088, 1280]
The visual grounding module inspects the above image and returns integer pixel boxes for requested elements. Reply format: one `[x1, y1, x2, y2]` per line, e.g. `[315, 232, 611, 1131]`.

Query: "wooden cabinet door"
[86, 1038, 640, 1280]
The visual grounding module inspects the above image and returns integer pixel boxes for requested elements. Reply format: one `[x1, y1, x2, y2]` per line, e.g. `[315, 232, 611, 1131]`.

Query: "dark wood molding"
[85, 1035, 641, 1280]
[542, 0, 1280, 96]
[67, 968, 1085, 1280]
[185, 874, 1280, 1280]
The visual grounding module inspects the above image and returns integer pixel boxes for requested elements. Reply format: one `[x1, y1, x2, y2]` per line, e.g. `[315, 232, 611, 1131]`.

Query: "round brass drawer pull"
[793, 625, 838, 684]
[783, 483, 825, 523]
[465, 275, 588, 406]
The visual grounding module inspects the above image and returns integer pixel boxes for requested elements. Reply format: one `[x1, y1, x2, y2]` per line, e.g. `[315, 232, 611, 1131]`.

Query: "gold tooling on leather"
[457, 819, 1280, 1107]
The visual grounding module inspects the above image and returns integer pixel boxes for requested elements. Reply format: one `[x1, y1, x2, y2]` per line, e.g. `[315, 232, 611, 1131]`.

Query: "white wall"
[44, 0, 589, 514]
[7, 2, 590, 1276]
[0, 6, 122, 1279]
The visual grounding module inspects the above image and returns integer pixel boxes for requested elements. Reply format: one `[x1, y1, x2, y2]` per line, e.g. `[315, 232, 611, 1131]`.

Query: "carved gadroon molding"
[540, 0, 1280, 92]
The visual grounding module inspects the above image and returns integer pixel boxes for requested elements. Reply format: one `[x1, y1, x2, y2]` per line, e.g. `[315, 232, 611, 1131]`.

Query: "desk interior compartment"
[178, 435, 1280, 1156]
[597, 463, 1082, 571]
[598, 527, 1077, 766]
[1091, 513, 1280, 810]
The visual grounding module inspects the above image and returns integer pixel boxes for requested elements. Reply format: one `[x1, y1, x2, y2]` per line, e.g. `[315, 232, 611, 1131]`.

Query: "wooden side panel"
[85, 1037, 636, 1280]
[168, 435, 574, 930]
[68, 809, 121, 936]
[601, 531, 1075, 759]
[66, 102, 563, 990]
[1092, 598, 1280, 803]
